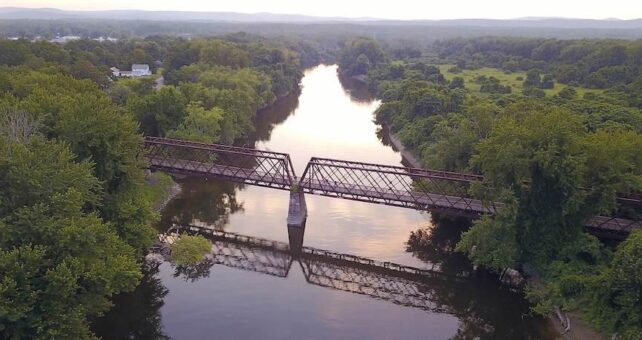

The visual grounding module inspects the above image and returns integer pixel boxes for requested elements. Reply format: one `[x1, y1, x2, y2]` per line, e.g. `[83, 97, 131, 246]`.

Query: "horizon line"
[2, 6, 641, 22]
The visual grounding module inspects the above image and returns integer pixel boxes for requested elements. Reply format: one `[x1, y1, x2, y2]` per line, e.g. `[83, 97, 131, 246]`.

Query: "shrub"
[171, 234, 212, 265]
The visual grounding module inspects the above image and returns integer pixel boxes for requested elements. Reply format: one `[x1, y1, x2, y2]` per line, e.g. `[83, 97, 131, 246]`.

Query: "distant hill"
[1, 7, 642, 29]
[0, 7, 362, 23]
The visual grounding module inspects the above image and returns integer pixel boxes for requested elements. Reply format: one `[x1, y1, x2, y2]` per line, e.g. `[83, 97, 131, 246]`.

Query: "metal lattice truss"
[584, 216, 642, 236]
[143, 137, 295, 190]
[144, 138, 641, 234]
[176, 225, 457, 313]
[297, 158, 641, 234]
[299, 157, 495, 217]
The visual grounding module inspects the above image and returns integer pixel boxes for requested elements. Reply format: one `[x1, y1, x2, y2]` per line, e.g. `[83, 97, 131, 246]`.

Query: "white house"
[131, 64, 152, 77]
[110, 67, 120, 77]
[111, 64, 152, 77]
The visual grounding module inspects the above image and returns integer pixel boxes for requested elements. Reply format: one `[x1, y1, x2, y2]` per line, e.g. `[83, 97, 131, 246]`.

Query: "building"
[111, 64, 152, 77]
[131, 64, 152, 77]
[50, 35, 81, 44]
[110, 67, 120, 77]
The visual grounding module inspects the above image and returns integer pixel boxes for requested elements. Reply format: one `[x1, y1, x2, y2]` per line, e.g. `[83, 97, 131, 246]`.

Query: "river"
[93, 65, 558, 339]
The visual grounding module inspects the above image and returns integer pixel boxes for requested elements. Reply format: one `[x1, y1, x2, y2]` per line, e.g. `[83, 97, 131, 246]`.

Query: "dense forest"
[339, 37, 642, 338]
[1, 22, 642, 338]
[4, 17, 642, 43]
[0, 35, 315, 338]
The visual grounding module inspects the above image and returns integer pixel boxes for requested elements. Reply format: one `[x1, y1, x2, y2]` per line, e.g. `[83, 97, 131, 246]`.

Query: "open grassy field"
[437, 64, 602, 97]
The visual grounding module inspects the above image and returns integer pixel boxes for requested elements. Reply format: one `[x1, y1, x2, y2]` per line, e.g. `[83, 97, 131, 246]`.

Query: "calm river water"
[94, 65, 558, 339]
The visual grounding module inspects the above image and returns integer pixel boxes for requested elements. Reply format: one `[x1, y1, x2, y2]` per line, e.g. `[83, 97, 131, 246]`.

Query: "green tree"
[0, 137, 142, 339]
[128, 86, 187, 137]
[170, 234, 212, 265]
[1, 70, 157, 253]
[523, 69, 542, 88]
[558, 87, 577, 100]
[339, 37, 386, 77]
[467, 108, 588, 267]
[198, 40, 250, 68]
[168, 102, 223, 143]
[590, 231, 642, 338]
[0, 40, 30, 66]
[449, 77, 465, 89]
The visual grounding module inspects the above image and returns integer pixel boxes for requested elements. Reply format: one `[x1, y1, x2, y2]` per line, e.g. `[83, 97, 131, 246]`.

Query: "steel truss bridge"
[143, 137, 642, 236]
[173, 225, 466, 313]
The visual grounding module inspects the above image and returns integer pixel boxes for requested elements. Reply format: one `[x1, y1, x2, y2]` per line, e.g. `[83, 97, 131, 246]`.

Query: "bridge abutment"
[287, 191, 307, 254]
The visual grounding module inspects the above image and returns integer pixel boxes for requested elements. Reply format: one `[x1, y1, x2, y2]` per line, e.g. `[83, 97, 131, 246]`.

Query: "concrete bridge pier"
[287, 191, 307, 254]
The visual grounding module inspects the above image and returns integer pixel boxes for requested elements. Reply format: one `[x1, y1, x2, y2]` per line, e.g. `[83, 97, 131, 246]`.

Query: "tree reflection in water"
[338, 73, 376, 103]
[94, 219, 555, 340]
[250, 86, 301, 145]
[143, 224, 555, 339]
[157, 177, 244, 231]
[172, 257, 215, 282]
[406, 213, 474, 276]
[407, 213, 553, 339]
[91, 262, 170, 339]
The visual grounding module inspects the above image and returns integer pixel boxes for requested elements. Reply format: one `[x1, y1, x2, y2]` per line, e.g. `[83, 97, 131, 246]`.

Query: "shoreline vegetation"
[0, 27, 640, 339]
[338, 36, 641, 338]
[146, 64, 307, 215]
[0, 35, 314, 338]
[145, 75, 305, 213]
[387, 120, 604, 339]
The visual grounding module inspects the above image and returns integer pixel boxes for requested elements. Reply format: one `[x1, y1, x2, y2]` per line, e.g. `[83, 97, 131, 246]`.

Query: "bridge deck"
[147, 156, 641, 234]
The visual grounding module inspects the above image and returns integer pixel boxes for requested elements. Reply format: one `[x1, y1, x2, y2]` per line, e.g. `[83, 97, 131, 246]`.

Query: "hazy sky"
[6, 0, 642, 20]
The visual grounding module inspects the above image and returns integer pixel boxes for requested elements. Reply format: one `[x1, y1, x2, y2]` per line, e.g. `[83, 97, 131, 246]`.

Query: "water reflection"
[255, 64, 396, 173]
[406, 214, 475, 277]
[251, 87, 301, 144]
[158, 177, 244, 230]
[91, 262, 170, 339]
[153, 224, 553, 340]
[338, 73, 377, 103]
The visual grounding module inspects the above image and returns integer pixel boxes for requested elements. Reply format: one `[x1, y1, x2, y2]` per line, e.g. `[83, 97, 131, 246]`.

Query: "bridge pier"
[287, 191, 307, 254]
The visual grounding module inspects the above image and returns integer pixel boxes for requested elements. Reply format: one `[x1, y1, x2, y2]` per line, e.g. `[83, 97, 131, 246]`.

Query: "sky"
[4, 0, 642, 20]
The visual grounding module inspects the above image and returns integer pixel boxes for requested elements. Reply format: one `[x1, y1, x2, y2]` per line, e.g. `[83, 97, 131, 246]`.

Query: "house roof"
[132, 64, 150, 71]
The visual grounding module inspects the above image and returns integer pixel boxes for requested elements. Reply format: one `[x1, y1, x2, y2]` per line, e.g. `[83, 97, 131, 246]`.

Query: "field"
[437, 64, 601, 97]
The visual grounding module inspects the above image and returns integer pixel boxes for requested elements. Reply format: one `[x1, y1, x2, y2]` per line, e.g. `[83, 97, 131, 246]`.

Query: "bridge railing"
[141, 137, 640, 234]
[298, 157, 493, 216]
[142, 137, 296, 190]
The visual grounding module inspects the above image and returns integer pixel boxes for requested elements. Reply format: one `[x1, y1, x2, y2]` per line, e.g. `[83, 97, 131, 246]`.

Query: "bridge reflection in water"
[164, 224, 468, 314]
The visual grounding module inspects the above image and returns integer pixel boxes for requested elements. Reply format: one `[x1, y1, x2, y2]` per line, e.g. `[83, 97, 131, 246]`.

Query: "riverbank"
[384, 123, 586, 339]
[552, 312, 606, 340]
[386, 128, 424, 169]
[145, 171, 181, 212]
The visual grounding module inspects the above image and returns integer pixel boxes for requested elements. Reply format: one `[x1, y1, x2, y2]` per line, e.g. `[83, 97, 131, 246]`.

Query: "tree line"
[0, 35, 316, 338]
[434, 37, 642, 108]
[339, 36, 642, 338]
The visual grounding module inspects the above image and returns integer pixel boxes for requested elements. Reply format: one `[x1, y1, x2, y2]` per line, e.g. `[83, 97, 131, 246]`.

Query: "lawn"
[437, 64, 601, 97]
